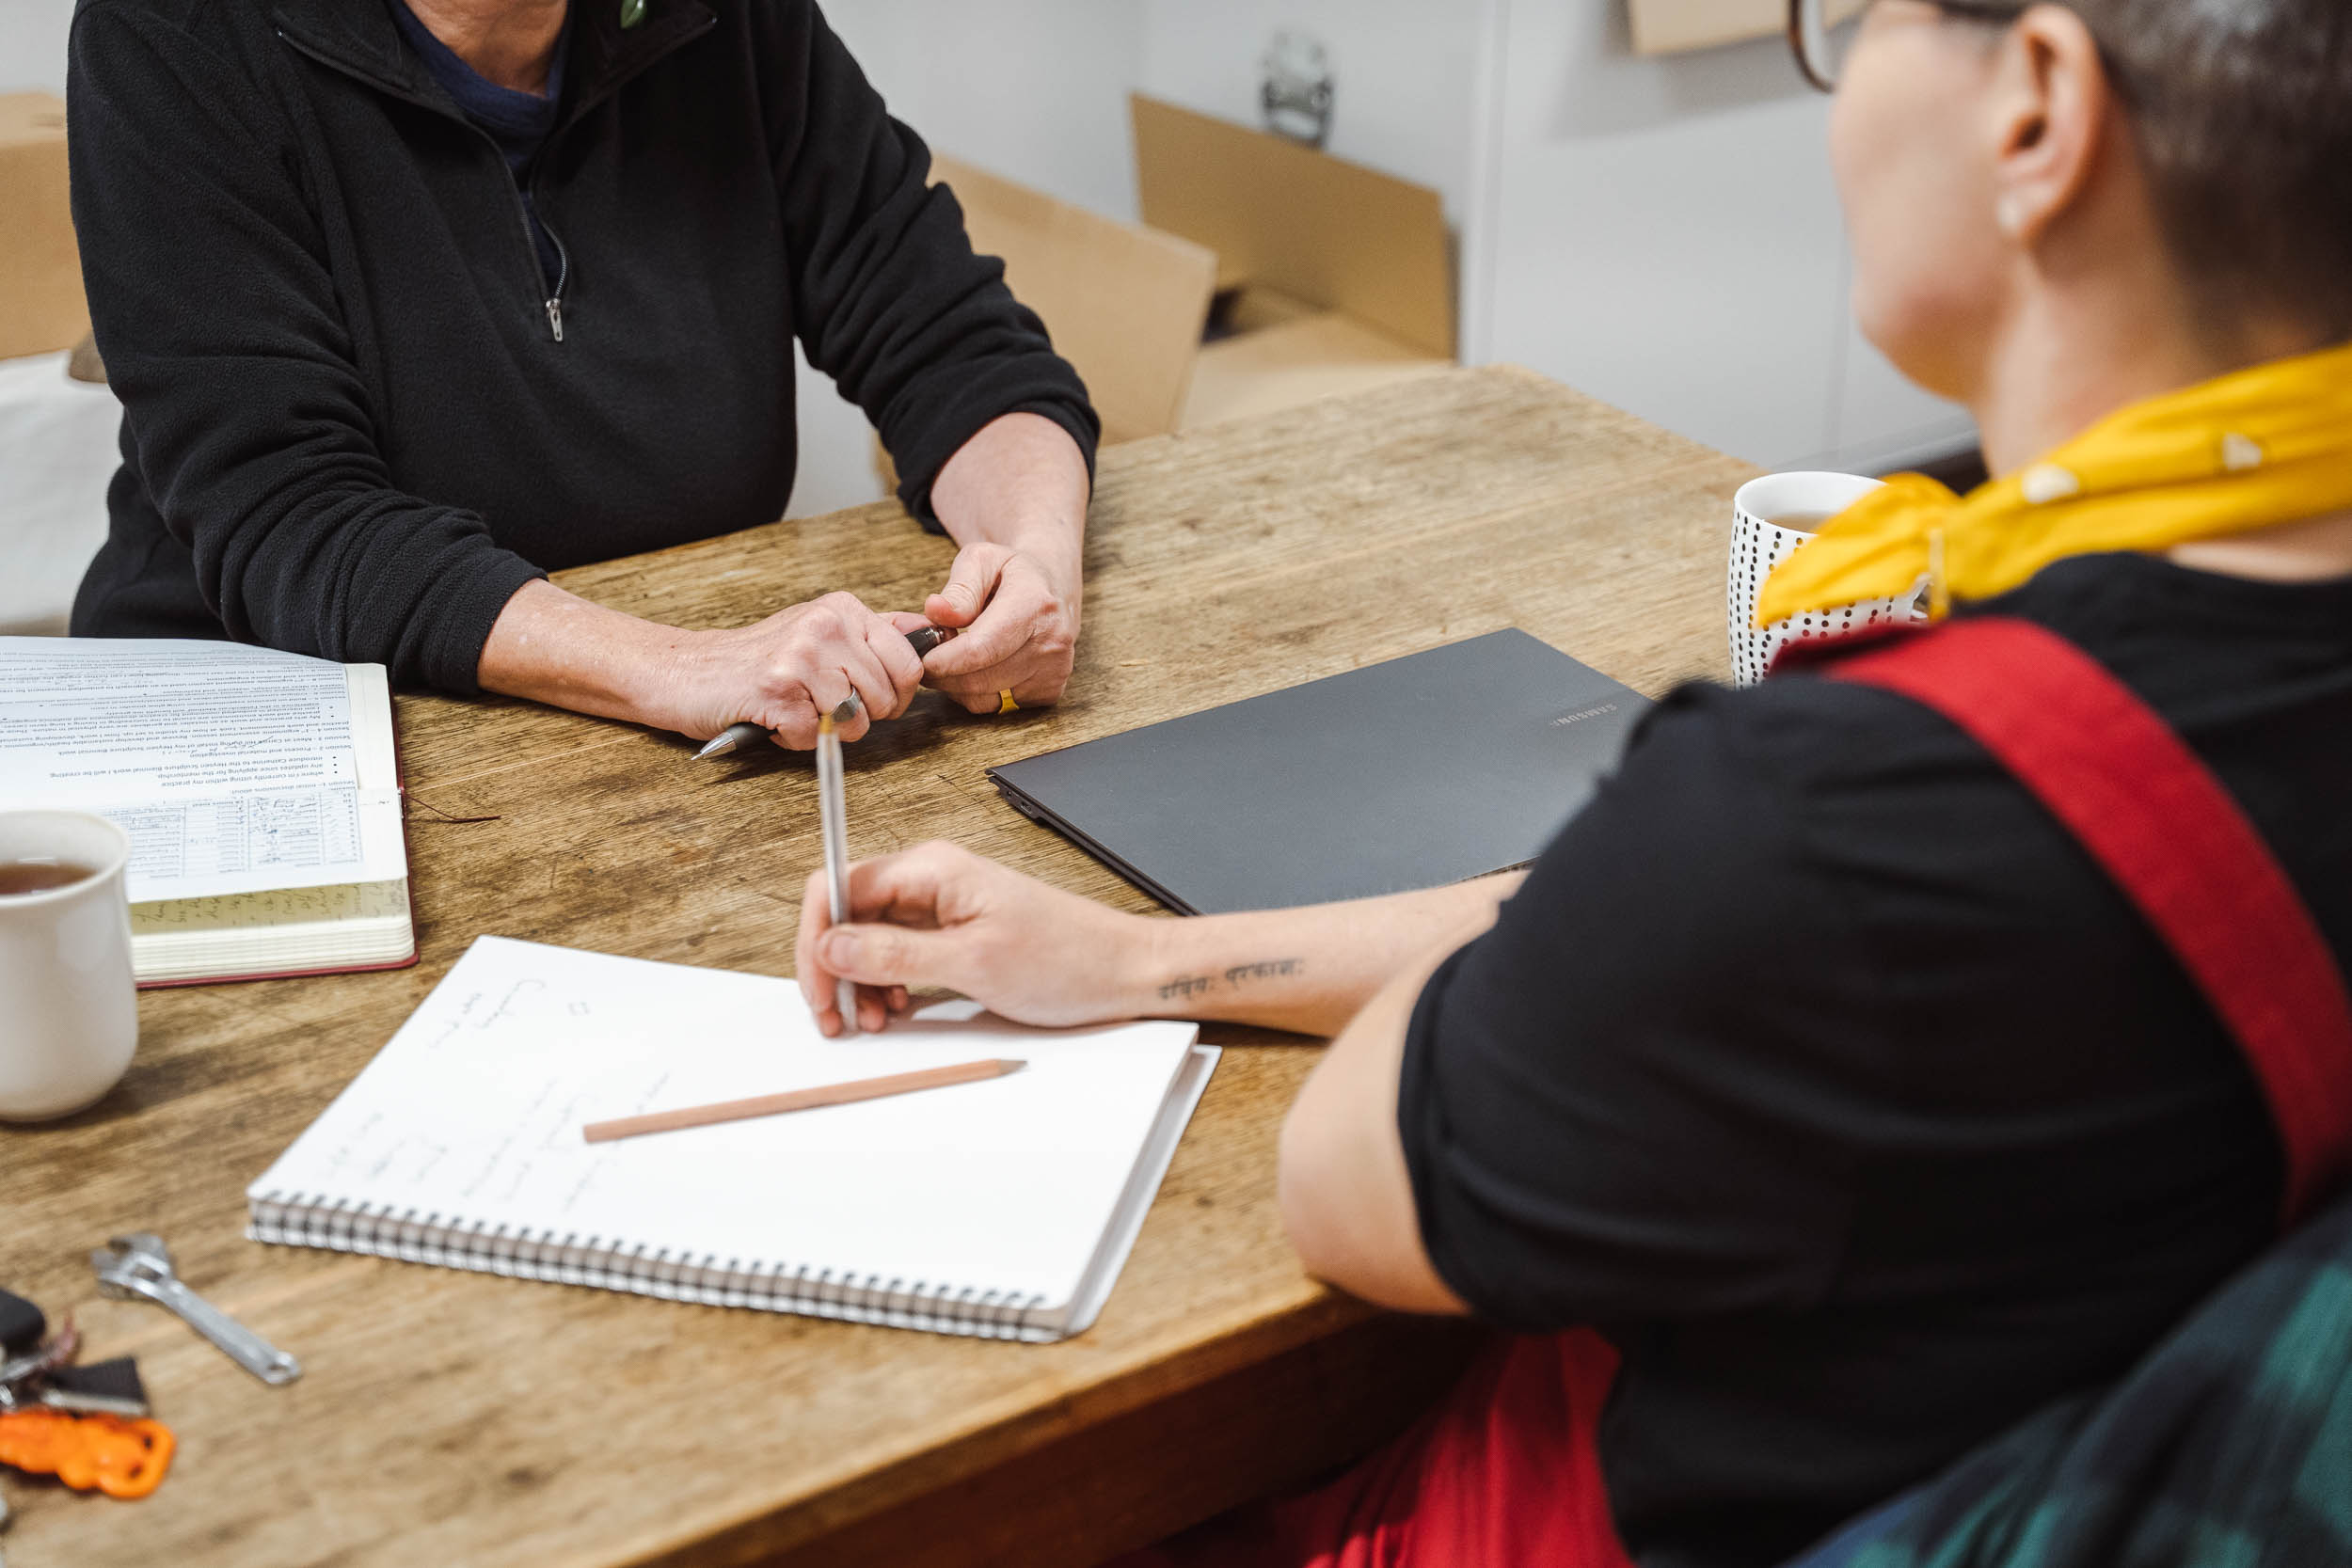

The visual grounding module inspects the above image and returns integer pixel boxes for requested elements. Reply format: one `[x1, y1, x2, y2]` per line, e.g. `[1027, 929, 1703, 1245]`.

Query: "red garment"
[1115, 1329, 1630, 1568]
[1113, 618, 2352, 1568]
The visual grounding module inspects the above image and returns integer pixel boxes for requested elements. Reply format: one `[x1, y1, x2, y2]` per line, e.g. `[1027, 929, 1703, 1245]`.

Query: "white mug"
[1728, 470, 1923, 689]
[0, 810, 137, 1121]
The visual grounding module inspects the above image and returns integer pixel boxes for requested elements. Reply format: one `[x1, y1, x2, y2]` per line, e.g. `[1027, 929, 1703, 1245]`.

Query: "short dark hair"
[1959, 0, 2352, 342]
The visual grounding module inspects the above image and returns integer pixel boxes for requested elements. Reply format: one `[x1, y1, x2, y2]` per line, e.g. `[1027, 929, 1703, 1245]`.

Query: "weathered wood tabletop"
[1, 367, 1751, 1568]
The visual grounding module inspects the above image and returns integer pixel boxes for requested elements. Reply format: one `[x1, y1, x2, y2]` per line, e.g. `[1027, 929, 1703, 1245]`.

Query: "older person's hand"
[916, 542, 1080, 711]
[659, 591, 927, 748]
[919, 411, 1090, 711]
[478, 580, 925, 751]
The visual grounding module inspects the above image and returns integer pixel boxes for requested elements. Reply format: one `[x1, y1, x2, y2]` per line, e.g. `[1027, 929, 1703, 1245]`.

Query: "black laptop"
[987, 629, 1653, 915]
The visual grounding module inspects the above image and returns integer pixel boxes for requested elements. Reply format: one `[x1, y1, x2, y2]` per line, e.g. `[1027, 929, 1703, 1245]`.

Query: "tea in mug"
[1766, 510, 1837, 533]
[0, 859, 99, 896]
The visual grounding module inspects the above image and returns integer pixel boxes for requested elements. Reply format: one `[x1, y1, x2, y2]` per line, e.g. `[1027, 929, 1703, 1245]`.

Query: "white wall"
[0, 0, 69, 95]
[830, 0, 1144, 220]
[1136, 0, 1483, 224]
[1469, 0, 1969, 471]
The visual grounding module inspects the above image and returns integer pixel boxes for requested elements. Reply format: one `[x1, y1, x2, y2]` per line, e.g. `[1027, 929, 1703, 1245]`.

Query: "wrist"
[482, 580, 694, 730]
[1006, 515, 1085, 597]
[1120, 911, 1182, 1018]
[630, 623, 710, 734]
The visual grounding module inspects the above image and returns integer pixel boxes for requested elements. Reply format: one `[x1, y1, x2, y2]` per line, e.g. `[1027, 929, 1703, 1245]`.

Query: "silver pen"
[816, 693, 860, 1035]
[694, 623, 957, 759]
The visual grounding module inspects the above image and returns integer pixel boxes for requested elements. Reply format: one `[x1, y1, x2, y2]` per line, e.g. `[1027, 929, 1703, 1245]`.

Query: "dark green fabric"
[1848, 1193, 2352, 1568]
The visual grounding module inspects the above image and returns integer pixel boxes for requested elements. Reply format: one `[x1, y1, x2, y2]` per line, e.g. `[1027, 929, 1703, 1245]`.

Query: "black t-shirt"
[1396, 553, 2352, 1568]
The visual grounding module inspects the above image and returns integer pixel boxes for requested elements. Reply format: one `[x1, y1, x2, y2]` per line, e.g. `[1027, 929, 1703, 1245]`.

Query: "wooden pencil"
[580, 1057, 1026, 1145]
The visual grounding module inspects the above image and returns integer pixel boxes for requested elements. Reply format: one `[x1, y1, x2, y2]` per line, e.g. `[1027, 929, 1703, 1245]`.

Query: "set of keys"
[0, 1234, 303, 1557]
[0, 1283, 173, 1560]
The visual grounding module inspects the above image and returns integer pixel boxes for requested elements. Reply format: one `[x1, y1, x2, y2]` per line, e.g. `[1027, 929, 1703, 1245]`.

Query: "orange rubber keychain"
[0, 1408, 174, 1499]
[0, 1289, 175, 1500]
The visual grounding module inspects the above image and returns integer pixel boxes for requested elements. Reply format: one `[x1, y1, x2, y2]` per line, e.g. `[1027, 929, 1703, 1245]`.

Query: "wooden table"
[2, 367, 1751, 1568]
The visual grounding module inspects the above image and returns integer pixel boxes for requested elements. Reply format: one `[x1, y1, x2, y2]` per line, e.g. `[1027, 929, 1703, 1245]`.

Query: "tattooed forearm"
[1157, 958, 1304, 1002]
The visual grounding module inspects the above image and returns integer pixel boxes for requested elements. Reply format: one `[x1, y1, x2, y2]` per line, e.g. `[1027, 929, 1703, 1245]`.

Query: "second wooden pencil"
[580, 1057, 1026, 1145]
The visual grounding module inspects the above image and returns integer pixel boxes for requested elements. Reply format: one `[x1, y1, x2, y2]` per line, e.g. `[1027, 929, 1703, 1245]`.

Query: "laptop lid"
[987, 630, 1651, 915]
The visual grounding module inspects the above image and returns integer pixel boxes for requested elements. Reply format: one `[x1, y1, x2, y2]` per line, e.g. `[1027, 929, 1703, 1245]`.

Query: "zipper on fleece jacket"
[478, 131, 569, 342]
[521, 182, 571, 342]
[274, 25, 598, 345]
[275, 5, 715, 343]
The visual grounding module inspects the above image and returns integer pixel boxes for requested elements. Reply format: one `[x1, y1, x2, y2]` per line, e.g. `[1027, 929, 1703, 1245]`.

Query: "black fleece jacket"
[65, 0, 1098, 692]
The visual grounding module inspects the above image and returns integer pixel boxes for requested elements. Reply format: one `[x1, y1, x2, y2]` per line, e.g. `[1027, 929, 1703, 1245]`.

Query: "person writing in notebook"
[796, 0, 2352, 1561]
[66, 0, 1089, 749]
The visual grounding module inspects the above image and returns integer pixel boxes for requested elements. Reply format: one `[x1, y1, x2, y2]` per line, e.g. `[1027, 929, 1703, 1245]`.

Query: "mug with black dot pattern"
[1729, 471, 1924, 688]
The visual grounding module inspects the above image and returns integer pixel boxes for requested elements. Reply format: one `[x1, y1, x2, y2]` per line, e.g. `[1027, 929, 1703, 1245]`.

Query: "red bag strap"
[1817, 617, 2352, 1226]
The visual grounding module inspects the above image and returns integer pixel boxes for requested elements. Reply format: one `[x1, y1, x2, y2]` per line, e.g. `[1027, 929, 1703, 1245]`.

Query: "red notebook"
[0, 637, 417, 987]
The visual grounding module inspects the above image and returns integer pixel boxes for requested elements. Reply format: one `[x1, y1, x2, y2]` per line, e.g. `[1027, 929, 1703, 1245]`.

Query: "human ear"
[1986, 6, 2111, 246]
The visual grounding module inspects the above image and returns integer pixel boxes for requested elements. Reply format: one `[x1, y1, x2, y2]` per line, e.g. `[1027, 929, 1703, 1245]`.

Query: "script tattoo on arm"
[1157, 958, 1304, 1003]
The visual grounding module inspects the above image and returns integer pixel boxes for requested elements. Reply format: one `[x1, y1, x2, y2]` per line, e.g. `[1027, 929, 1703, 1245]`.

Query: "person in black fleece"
[66, 0, 1100, 749]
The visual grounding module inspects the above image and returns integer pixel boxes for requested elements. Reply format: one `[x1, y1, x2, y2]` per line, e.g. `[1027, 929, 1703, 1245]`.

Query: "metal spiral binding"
[249, 1190, 1050, 1338]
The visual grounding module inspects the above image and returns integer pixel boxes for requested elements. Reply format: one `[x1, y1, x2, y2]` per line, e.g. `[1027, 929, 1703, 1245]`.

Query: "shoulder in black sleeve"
[1397, 680, 1871, 1331]
[68, 0, 546, 689]
[758, 0, 1100, 530]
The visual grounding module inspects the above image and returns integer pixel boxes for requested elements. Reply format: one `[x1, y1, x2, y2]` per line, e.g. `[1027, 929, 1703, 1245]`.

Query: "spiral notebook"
[247, 937, 1215, 1341]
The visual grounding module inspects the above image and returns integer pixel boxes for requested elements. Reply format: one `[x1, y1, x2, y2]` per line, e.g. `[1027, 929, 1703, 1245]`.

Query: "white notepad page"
[248, 937, 1214, 1340]
[0, 637, 405, 901]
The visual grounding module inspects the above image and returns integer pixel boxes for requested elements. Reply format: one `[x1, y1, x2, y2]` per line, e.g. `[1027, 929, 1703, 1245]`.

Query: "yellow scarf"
[1755, 338, 2352, 627]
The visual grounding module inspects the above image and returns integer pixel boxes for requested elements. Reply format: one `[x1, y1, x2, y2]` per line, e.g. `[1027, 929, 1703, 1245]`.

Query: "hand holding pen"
[695, 621, 958, 758]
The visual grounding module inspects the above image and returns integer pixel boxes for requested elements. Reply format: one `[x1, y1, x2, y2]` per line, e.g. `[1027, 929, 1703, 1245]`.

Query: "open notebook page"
[0, 637, 405, 901]
[248, 937, 1209, 1333]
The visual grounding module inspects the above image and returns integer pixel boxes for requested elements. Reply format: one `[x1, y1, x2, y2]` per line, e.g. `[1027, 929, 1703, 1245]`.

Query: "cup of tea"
[1728, 470, 1924, 688]
[0, 810, 137, 1121]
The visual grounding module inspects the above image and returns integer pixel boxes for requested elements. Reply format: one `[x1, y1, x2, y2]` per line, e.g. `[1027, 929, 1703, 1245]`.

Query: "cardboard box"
[875, 154, 1219, 492]
[0, 93, 90, 363]
[1129, 94, 1454, 430]
[934, 154, 1218, 447]
[1629, 0, 1862, 58]
[1629, 0, 1780, 55]
[877, 103, 1454, 492]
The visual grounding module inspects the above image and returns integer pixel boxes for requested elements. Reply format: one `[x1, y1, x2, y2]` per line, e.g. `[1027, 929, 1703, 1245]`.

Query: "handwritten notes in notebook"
[248, 937, 1213, 1338]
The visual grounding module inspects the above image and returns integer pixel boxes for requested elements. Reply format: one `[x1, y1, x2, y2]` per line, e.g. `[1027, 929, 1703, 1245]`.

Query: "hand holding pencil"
[797, 840, 1152, 1037]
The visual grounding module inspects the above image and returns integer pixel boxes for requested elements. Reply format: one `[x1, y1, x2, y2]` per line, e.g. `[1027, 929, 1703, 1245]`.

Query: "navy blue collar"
[276, 0, 711, 134]
[386, 0, 570, 152]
